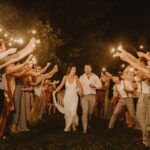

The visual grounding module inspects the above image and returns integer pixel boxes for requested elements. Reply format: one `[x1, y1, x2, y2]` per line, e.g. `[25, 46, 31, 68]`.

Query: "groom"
[80, 64, 102, 134]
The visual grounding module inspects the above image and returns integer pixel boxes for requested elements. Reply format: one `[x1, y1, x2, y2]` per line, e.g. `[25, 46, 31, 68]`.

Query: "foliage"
[0, 0, 118, 73]
[0, 1, 63, 67]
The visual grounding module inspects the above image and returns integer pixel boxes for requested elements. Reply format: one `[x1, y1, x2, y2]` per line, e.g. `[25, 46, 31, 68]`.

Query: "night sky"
[107, 0, 150, 42]
[1, 0, 150, 73]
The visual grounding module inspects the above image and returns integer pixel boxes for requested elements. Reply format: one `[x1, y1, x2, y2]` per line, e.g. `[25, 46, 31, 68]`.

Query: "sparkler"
[102, 67, 106, 72]
[129, 67, 135, 72]
[16, 38, 24, 45]
[139, 44, 147, 52]
[139, 45, 144, 49]
[125, 66, 135, 73]
[36, 39, 40, 44]
[111, 48, 115, 53]
[10, 37, 14, 41]
[31, 29, 37, 35]
[4, 33, 8, 37]
[117, 45, 123, 51]
[8, 42, 12, 46]
[32, 56, 37, 65]
[110, 45, 123, 55]
[121, 64, 125, 68]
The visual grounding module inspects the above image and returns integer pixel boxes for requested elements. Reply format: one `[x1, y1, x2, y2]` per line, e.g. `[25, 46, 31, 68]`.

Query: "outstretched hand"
[8, 48, 17, 55]
[115, 49, 130, 62]
[105, 72, 112, 79]
[47, 62, 51, 67]
[137, 52, 145, 58]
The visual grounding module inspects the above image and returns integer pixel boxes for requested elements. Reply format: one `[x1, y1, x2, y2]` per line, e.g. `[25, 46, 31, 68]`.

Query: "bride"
[54, 65, 83, 132]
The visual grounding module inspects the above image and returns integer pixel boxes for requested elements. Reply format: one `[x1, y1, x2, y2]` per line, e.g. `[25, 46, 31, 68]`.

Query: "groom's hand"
[89, 84, 96, 89]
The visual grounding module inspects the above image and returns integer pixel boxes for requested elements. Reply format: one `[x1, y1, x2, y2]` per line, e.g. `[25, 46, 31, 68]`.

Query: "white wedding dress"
[53, 78, 79, 131]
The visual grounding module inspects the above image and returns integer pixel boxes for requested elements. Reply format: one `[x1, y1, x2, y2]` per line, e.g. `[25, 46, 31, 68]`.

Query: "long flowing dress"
[30, 85, 42, 123]
[53, 78, 79, 131]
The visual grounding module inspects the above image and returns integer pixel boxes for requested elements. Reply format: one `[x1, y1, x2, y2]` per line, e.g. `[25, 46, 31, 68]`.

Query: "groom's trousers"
[81, 94, 96, 131]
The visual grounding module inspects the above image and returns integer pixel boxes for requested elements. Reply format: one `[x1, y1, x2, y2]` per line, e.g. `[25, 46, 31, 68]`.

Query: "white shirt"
[34, 85, 43, 97]
[79, 73, 101, 95]
[115, 80, 134, 98]
[137, 80, 150, 94]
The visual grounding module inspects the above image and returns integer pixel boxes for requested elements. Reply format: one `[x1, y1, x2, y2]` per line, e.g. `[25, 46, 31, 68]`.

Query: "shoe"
[0, 135, 6, 140]
[72, 127, 76, 131]
[24, 128, 30, 132]
[64, 128, 70, 132]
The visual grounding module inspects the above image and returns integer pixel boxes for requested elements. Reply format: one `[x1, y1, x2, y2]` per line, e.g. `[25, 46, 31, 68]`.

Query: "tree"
[0, 0, 63, 67]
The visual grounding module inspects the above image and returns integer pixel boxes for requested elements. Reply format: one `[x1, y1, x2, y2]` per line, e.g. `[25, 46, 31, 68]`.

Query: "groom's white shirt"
[79, 73, 101, 95]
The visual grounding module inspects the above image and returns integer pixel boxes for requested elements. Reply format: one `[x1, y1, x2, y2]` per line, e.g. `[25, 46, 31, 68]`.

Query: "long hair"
[66, 65, 76, 75]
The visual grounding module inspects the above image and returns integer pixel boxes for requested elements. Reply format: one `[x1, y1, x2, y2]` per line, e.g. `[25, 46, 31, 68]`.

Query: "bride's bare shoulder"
[63, 75, 68, 80]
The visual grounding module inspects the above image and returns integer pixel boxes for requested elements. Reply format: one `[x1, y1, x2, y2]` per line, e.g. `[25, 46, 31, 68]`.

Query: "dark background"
[1, 0, 150, 74]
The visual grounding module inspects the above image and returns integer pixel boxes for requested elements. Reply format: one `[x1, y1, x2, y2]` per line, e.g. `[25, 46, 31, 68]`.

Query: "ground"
[0, 114, 147, 150]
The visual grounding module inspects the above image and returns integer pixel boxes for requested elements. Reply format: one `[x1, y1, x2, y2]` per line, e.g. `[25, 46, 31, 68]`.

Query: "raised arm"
[43, 65, 59, 79]
[101, 72, 111, 81]
[6, 63, 25, 74]
[0, 48, 17, 60]
[26, 70, 41, 77]
[117, 50, 150, 78]
[117, 46, 139, 64]
[13, 68, 29, 77]
[54, 76, 66, 93]
[40, 62, 51, 74]
[103, 81, 110, 89]
[137, 52, 150, 61]
[30, 76, 43, 86]
[104, 72, 113, 79]
[0, 38, 36, 69]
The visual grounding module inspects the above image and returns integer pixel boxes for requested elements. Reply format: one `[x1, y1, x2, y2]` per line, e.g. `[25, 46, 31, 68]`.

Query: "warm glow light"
[129, 67, 134, 72]
[36, 39, 40, 44]
[117, 45, 123, 51]
[16, 38, 24, 44]
[31, 29, 37, 35]
[0, 28, 2, 32]
[8, 42, 12, 46]
[126, 66, 135, 73]
[4, 33, 8, 37]
[111, 48, 115, 53]
[10, 37, 14, 41]
[102, 67, 106, 72]
[139, 45, 144, 49]
[113, 54, 117, 58]
[121, 64, 125, 68]
[32, 56, 37, 65]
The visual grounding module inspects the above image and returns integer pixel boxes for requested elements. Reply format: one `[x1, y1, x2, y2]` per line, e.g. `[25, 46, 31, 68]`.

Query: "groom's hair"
[84, 64, 92, 68]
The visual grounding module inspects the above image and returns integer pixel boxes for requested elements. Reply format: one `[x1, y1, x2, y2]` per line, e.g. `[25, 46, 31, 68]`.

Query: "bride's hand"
[53, 90, 57, 95]
[78, 90, 83, 97]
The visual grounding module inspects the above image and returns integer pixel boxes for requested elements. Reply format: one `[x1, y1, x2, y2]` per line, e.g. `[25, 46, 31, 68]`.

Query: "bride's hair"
[66, 65, 76, 75]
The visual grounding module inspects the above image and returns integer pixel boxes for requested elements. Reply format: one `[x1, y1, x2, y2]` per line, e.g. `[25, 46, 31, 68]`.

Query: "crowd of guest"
[1, 37, 150, 148]
[0, 38, 58, 139]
